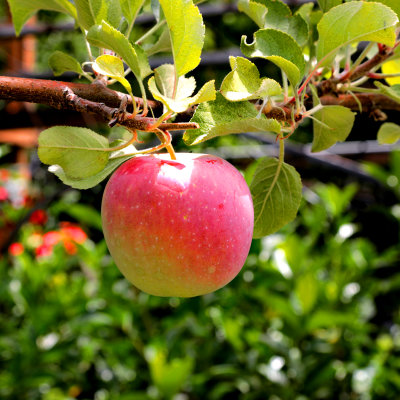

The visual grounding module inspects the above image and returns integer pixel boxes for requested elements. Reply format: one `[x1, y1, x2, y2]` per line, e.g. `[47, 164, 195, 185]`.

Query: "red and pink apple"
[101, 153, 254, 297]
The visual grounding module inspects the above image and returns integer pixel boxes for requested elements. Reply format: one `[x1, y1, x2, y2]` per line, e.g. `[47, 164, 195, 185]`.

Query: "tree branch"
[0, 76, 162, 113]
[337, 45, 396, 83]
[0, 76, 198, 132]
[318, 93, 400, 113]
[0, 76, 399, 129]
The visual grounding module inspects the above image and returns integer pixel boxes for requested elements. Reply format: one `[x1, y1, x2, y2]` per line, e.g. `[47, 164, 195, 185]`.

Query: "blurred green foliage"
[2, 165, 400, 399]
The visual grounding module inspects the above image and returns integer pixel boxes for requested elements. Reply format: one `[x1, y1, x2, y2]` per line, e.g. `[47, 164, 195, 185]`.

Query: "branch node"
[109, 95, 129, 127]
[63, 86, 76, 104]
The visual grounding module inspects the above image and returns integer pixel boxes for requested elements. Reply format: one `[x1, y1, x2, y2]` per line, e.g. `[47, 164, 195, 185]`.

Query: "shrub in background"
[1, 172, 400, 400]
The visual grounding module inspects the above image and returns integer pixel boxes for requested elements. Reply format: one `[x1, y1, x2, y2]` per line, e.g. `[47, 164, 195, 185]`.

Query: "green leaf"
[377, 122, 400, 145]
[92, 55, 133, 95]
[159, 0, 205, 76]
[255, 0, 309, 46]
[87, 21, 152, 80]
[367, 0, 400, 19]
[75, 0, 122, 30]
[306, 310, 356, 331]
[146, 27, 172, 57]
[7, 0, 76, 35]
[250, 157, 302, 238]
[238, 0, 268, 28]
[50, 141, 137, 189]
[241, 29, 305, 87]
[280, 14, 309, 47]
[75, 0, 95, 29]
[91, 0, 122, 28]
[295, 273, 318, 314]
[316, 0, 341, 13]
[153, 64, 194, 98]
[148, 64, 216, 113]
[312, 106, 355, 152]
[316, 2, 398, 64]
[50, 154, 134, 189]
[375, 82, 400, 103]
[120, 0, 145, 25]
[220, 56, 281, 101]
[48, 51, 84, 77]
[146, 346, 193, 398]
[183, 93, 281, 145]
[38, 126, 110, 179]
[296, 2, 314, 23]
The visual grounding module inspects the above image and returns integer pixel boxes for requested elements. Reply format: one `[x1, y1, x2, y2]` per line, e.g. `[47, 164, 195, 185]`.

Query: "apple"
[101, 153, 254, 297]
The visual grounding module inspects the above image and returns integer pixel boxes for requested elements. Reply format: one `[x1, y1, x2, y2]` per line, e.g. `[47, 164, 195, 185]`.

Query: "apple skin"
[101, 153, 254, 297]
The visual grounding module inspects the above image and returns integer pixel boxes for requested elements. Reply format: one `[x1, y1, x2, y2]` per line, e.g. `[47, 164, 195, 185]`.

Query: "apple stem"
[154, 128, 177, 160]
[166, 143, 177, 160]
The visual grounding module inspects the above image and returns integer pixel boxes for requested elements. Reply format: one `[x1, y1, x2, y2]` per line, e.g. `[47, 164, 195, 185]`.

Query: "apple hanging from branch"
[101, 153, 254, 297]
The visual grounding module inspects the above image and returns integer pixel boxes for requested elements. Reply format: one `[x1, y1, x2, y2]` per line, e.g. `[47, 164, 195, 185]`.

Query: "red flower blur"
[9, 242, 24, 256]
[0, 169, 10, 181]
[29, 209, 48, 225]
[35, 244, 53, 258]
[63, 240, 77, 255]
[60, 222, 87, 244]
[0, 186, 8, 201]
[34, 223, 88, 258]
[43, 231, 63, 247]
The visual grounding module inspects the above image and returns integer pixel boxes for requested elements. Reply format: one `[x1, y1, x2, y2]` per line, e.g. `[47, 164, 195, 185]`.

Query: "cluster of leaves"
[2, 171, 400, 399]
[6, 0, 400, 236]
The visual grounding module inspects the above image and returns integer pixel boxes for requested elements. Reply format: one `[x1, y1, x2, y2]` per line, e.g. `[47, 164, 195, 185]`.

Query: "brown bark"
[0, 76, 197, 132]
[0, 76, 399, 127]
[318, 93, 400, 113]
[0, 76, 161, 113]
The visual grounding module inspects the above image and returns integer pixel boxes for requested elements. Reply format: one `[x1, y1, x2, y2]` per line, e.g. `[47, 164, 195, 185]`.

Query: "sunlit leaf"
[148, 64, 215, 113]
[87, 21, 152, 81]
[159, 0, 205, 76]
[367, 0, 400, 19]
[241, 28, 305, 87]
[75, 0, 122, 30]
[257, 0, 309, 46]
[184, 93, 281, 145]
[120, 0, 145, 25]
[92, 55, 132, 95]
[238, 0, 268, 28]
[220, 56, 281, 101]
[377, 122, 400, 145]
[317, 2, 398, 64]
[7, 0, 76, 35]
